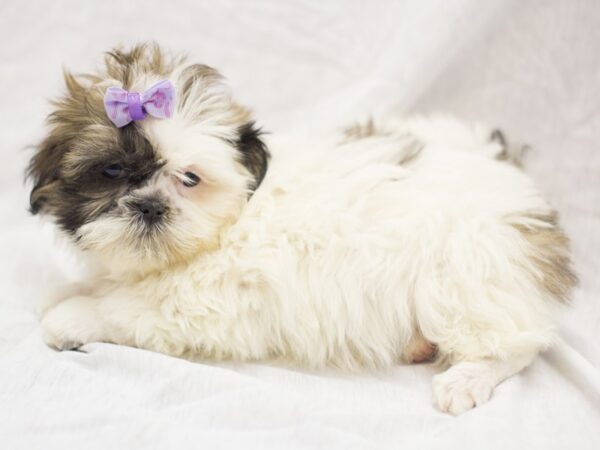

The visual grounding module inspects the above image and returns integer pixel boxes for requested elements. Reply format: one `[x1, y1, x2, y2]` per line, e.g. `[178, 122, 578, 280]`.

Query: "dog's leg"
[432, 351, 536, 415]
[40, 281, 272, 360]
[419, 280, 553, 415]
[41, 292, 186, 354]
[413, 211, 568, 414]
[420, 283, 550, 415]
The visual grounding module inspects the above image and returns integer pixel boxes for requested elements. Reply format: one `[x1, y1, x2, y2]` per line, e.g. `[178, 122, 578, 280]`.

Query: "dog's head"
[28, 44, 268, 275]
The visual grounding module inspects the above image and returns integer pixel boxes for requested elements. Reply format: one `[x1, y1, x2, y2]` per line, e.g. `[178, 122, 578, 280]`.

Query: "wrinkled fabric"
[0, 1, 599, 449]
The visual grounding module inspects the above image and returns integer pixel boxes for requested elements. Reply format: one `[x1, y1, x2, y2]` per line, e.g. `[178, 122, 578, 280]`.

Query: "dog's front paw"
[432, 362, 495, 415]
[41, 297, 102, 351]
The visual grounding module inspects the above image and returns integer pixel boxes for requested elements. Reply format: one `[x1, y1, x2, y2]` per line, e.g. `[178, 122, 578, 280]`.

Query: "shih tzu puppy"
[29, 44, 577, 415]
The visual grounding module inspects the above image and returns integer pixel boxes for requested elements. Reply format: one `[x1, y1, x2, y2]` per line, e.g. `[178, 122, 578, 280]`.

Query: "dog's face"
[28, 44, 268, 275]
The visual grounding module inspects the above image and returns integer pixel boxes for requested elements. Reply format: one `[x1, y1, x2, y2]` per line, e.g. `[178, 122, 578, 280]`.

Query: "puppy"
[29, 44, 577, 415]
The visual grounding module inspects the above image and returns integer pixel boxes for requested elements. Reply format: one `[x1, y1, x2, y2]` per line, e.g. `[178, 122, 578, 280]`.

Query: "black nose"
[134, 198, 166, 225]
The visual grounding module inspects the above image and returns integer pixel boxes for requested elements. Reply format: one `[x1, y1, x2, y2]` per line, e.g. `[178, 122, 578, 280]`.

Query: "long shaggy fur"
[30, 44, 577, 415]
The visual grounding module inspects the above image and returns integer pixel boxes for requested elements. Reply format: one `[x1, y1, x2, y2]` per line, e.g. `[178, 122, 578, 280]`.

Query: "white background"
[0, 1, 599, 449]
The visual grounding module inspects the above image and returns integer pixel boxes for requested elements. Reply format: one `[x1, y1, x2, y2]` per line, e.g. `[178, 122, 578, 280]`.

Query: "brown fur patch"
[343, 118, 380, 141]
[512, 212, 578, 303]
[178, 63, 222, 115]
[342, 118, 422, 166]
[230, 103, 253, 125]
[104, 42, 179, 88]
[491, 129, 528, 168]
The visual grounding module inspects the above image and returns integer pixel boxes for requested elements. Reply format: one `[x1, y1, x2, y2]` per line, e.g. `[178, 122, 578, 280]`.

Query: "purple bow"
[103, 80, 175, 128]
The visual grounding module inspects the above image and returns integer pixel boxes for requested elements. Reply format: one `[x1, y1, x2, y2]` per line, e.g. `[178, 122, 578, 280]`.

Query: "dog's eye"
[182, 171, 200, 187]
[102, 164, 123, 179]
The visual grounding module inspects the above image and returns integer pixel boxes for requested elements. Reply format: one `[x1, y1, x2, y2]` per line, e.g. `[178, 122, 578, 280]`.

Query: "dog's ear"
[177, 63, 269, 191]
[27, 136, 65, 215]
[28, 70, 97, 215]
[236, 122, 269, 192]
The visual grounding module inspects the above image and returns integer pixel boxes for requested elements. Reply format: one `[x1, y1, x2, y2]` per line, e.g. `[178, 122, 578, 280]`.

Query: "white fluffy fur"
[40, 71, 563, 415]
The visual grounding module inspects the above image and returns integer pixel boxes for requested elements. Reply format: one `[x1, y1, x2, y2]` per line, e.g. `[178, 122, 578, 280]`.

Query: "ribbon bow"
[103, 80, 175, 128]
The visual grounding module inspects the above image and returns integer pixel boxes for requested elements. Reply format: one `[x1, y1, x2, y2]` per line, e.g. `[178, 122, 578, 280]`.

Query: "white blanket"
[1, 1, 599, 448]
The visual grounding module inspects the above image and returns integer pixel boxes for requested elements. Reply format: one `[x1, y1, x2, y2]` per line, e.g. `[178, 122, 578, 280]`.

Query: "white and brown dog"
[29, 44, 576, 415]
